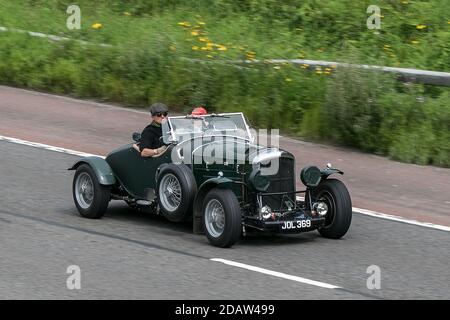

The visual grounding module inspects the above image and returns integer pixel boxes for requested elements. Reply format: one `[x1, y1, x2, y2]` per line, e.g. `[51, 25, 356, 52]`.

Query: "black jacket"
[139, 121, 163, 151]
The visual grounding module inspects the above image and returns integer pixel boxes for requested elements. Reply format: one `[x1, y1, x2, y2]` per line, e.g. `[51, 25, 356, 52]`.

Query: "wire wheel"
[75, 172, 94, 209]
[204, 199, 226, 238]
[159, 173, 182, 212]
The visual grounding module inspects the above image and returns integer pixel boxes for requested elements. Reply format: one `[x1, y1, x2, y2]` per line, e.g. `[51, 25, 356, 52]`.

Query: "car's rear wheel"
[313, 179, 352, 239]
[202, 188, 241, 248]
[157, 164, 196, 222]
[73, 164, 111, 219]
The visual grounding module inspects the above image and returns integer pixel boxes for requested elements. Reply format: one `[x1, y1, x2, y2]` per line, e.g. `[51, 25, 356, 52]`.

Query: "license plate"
[281, 220, 312, 230]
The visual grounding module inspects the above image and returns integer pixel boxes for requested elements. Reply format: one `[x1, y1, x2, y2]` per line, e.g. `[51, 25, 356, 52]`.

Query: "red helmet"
[191, 106, 207, 116]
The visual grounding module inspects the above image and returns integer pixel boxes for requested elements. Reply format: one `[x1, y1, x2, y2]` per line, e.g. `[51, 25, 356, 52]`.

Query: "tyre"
[313, 179, 352, 239]
[72, 164, 111, 219]
[202, 188, 241, 248]
[157, 164, 197, 222]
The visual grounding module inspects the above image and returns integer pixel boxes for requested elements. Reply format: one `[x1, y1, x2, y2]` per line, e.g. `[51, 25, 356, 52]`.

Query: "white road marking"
[296, 195, 450, 232]
[211, 258, 340, 289]
[352, 207, 450, 232]
[0, 135, 104, 159]
[1, 134, 449, 232]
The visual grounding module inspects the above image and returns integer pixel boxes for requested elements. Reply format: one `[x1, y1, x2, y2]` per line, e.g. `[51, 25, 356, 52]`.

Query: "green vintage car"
[69, 112, 352, 247]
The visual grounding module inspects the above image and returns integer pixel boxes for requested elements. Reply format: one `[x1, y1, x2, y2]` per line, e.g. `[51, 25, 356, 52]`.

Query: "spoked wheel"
[72, 164, 110, 219]
[313, 179, 352, 239]
[202, 188, 241, 248]
[159, 173, 182, 212]
[156, 164, 197, 222]
[75, 172, 94, 209]
[204, 199, 226, 238]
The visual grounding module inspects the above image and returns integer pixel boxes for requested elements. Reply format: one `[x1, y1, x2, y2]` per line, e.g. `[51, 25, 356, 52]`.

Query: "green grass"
[1, 0, 449, 69]
[0, 0, 449, 166]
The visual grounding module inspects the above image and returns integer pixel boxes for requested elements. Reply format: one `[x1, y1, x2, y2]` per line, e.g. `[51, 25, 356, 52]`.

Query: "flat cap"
[149, 103, 168, 115]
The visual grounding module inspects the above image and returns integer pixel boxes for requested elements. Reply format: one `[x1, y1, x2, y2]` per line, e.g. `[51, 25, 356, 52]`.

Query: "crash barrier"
[2, 26, 449, 86]
[187, 58, 450, 87]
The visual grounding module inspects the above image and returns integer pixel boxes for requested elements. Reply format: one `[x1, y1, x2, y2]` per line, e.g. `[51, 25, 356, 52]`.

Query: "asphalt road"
[1, 85, 449, 226]
[0, 141, 449, 299]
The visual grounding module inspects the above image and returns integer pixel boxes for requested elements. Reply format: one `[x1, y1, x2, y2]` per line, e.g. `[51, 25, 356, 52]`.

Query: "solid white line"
[352, 207, 450, 232]
[211, 258, 340, 289]
[0, 135, 104, 159]
[296, 196, 450, 232]
[1, 134, 448, 232]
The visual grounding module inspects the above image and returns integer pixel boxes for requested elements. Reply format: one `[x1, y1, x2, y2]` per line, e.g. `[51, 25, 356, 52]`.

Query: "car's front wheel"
[72, 164, 111, 219]
[313, 179, 352, 239]
[202, 188, 242, 248]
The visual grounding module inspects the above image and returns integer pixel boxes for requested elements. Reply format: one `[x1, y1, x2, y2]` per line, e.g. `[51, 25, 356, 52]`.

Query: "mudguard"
[68, 156, 116, 185]
[321, 167, 344, 178]
[193, 176, 236, 234]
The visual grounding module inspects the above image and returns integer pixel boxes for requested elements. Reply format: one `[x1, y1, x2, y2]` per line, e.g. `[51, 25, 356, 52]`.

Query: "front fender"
[193, 176, 235, 234]
[198, 176, 235, 191]
[321, 167, 344, 179]
[68, 156, 116, 185]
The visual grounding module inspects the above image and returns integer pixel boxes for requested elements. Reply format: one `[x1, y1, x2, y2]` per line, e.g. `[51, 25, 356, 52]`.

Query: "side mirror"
[132, 132, 141, 142]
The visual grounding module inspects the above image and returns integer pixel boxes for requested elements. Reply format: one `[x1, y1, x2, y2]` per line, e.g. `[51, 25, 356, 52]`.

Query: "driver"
[133, 103, 168, 157]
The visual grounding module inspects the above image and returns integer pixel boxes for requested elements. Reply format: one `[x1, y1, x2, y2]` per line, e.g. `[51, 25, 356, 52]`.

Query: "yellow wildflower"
[416, 24, 427, 30]
[191, 31, 199, 36]
[192, 46, 199, 51]
[315, 71, 323, 75]
[91, 23, 102, 30]
[198, 21, 206, 26]
[178, 21, 191, 27]
[198, 37, 208, 42]
[216, 45, 227, 51]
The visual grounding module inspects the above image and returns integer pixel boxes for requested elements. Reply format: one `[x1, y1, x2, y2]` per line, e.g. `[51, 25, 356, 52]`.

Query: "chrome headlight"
[260, 205, 272, 220]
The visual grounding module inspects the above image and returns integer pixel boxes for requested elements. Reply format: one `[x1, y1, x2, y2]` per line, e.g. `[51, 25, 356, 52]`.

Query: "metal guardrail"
[223, 59, 450, 86]
[2, 26, 450, 86]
